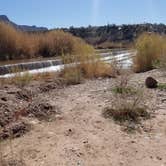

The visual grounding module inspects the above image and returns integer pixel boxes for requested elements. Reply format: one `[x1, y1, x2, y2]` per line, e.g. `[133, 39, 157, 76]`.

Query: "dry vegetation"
[103, 72, 151, 133]
[0, 22, 117, 86]
[60, 52, 116, 85]
[133, 33, 166, 72]
[0, 22, 94, 61]
[1, 21, 166, 166]
[96, 41, 133, 49]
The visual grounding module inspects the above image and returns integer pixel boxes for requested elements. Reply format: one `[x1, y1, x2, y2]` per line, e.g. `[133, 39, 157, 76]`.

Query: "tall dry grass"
[133, 33, 166, 72]
[0, 22, 94, 60]
[0, 22, 118, 85]
[60, 49, 116, 85]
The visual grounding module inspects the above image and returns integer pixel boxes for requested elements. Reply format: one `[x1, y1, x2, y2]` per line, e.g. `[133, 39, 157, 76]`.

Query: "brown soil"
[0, 69, 166, 166]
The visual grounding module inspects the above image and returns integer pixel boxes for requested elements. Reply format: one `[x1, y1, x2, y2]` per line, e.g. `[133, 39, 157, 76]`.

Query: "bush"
[103, 74, 150, 132]
[9, 72, 33, 88]
[61, 50, 116, 84]
[0, 22, 18, 60]
[0, 23, 94, 60]
[133, 33, 166, 72]
[102, 88, 150, 133]
[103, 106, 149, 123]
[60, 66, 83, 85]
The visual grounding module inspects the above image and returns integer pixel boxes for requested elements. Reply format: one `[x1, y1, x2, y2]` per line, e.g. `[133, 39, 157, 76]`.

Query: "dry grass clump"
[103, 73, 150, 132]
[60, 60, 115, 85]
[60, 66, 83, 85]
[60, 51, 116, 84]
[0, 22, 94, 60]
[103, 88, 150, 133]
[9, 72, 33, 88]
[112, 72, 137, 95]
[103, 106, 149, 123]
[80, 60, 114, 78]
[133, 33, 166, 72]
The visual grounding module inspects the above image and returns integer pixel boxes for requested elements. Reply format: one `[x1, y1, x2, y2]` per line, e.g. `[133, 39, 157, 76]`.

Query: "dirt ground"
[1, 69, 166, 166]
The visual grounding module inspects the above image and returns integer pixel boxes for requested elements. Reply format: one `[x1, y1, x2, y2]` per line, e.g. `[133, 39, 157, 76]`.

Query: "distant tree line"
[57, 23, 166, 48]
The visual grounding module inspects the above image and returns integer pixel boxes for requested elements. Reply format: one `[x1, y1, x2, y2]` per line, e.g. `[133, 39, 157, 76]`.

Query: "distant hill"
[0, 15, 48, 32]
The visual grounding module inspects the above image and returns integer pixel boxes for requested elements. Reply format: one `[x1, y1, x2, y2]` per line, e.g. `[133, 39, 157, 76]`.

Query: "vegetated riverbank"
[0, 68, 166, 166]
[0, 30, 166, 165]
[0, 22, 94, 61]
[0, 49, 134, 77]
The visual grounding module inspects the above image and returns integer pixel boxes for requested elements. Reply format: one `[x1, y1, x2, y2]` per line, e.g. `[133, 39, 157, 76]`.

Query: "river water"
[0, 49, 135, 78]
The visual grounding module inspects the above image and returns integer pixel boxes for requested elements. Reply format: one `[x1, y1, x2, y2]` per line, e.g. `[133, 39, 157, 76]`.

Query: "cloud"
[92, 0, 101, 25]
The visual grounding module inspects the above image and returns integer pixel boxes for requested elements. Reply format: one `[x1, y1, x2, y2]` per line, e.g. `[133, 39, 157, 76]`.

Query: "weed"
[103, 106, 149, 123]
[112, 86, 137, 95]
[103, 72, 150, 132]
[60, 66, 83, 85]
[9, 72, 33, 88]
[157, 83, 166, 90]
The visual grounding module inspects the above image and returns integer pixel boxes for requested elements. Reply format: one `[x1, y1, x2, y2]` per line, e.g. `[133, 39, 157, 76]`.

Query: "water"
[0, 50, 135, 78]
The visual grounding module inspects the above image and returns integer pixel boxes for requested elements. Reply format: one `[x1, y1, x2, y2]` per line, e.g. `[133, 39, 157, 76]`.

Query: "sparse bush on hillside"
[133, 33, 166, 72]
[0, 22, 94, 60]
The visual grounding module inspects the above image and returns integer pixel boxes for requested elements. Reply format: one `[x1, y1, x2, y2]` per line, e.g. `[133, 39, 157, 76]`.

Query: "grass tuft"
[103, 106, 150, 123]
[157, 83, 166, 90]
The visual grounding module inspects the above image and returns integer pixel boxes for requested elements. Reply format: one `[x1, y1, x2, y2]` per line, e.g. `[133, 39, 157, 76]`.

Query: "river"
[0, 49, 136, 78]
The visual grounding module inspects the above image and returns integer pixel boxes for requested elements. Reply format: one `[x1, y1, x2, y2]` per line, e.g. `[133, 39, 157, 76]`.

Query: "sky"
[0, 0, 166, 28]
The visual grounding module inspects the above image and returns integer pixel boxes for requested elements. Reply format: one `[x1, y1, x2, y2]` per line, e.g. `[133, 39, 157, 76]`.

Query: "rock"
[1, 97, 7, 102]
[145, 77, 158, 89]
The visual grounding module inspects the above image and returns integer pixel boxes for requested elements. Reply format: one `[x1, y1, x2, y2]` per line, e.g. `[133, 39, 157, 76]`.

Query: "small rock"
[156, 156, 162, 160]
[145, 77, 158, 89]
[1, 97, 7, 102]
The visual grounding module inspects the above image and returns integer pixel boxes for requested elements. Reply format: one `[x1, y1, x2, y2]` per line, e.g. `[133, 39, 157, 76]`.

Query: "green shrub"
[157, 83, 166, 90]
[103, 106, 149, 123]
[112, 86, 137, 95]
